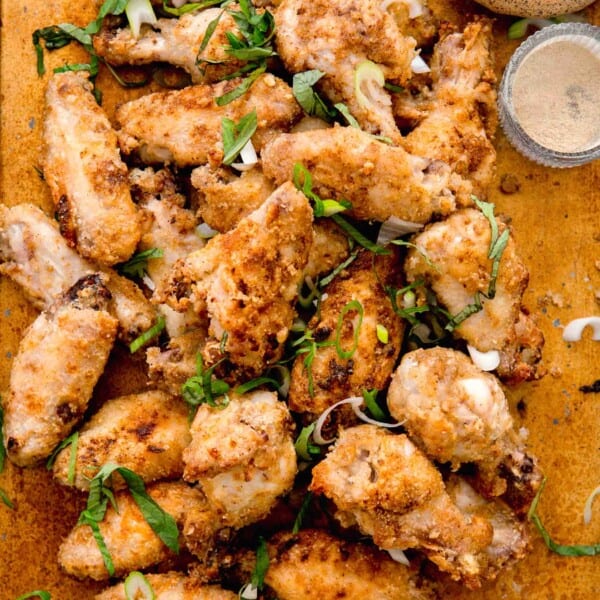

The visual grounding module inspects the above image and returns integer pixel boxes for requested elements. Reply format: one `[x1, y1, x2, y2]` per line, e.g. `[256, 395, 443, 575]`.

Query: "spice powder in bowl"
[498, 23, 600, 167]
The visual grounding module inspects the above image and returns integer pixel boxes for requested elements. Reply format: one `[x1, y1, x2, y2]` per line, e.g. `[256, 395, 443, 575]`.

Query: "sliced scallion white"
[562, 316, 600, 342]
[376, 323, 389, 344]
[124, 571, 155, 600]
[125, 0, 158, 39]
[376, 216, 424, 245]
[354, 60, 389, 110]
[231, 138, 258, 171]
[239, 583, 258, 600]
[387, 548, 410, 566]
[583, 484, 600, 525]
[196, 222, 219, 239]
[410, 54, 430, 74]
[467, 344, 500, 372]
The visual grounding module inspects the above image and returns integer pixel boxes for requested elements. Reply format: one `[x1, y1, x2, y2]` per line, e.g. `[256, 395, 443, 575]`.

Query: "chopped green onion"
[251, 536, 270, 590]
[15, 592, 51, 600]
[119, 247, 164, 280]
[445, 292, 483, 332]
[182, 355, 231, 409]
[319, 252, 358, 288]
[292, 163, 352, 218]
[334, 300, 364, 360]
[221, 109, 258, 165]
[362, 389, 387, 421]
[124, 571, 155, 600]
[234, 376, 280, 395]
[294, 423, 321, 462]
[384, 82, 404, 93]
[298, 275, 322, 309]
[129, 316, 166, 353]
[125, 0, 157, 38]
[292, 492, 313, 534]
[46, 431, 79, 485]
[162, 0, 222, 16]
[0, 488, 14, 509]
[529, 478, 600, 556]
[507, 18, 554, 40]
[376, 323, 389, 344]
[354, 60, 385, 110]
[331, 214, 390, 255]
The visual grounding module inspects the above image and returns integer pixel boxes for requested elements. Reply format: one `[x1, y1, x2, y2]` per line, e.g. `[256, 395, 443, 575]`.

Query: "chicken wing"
[386, 347, 543, 510]
[94, 8, 245, 84]
[157, 182, 313, 381]
[384, 0, 437, 47]
[310, 425, 494, 588]
[183, 390, 297, 529]
[275, 0, 415, 142]
[260, 529, 434, 600]
[2, 274, 118, 466]
[52, 390, 191, 490]
[288, 249, 405, 419]
[59, 481, 214, 580]
[403, 207, 544, 383]
[42, 71, 141, 265]
[261, 126, 471, 224]
[96, 572, 237, 600]
[0, 203, 156, 341]
[115, 73, 301, 167]
[402, 20, 497, 198]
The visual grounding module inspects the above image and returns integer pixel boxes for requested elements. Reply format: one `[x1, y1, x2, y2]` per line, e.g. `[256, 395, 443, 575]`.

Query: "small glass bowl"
[498, 23, 600, 168]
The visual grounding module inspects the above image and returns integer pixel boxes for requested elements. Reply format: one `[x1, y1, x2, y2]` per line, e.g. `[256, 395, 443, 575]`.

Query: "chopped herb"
[390, 239, 439, 271]
[292, 329, 334, 398]
[294, 423, 321, 462]
[219, 330, 229, 354]
[162, 0, 222, 16]
[529, 478, 600, 556]
[221, 109, 258, 165]
[129, 316, 166, 353]
[234, 376, 280, 395]
[297, 275, 322, 310]
[292, 491, 313, 533]
[334, 102, 360, 129]
[334, 299, 364, 360]
[78, 463, 180, 576]
[331, 214, 390, 255]
[251, 536, 270, 590]
[292, 163, 351, 218]
[215, 63, 266, 105]
[384, 82, 404, 93]
[444, 292, 483, 332]
[119, 247, 164, 279]
[376, 323, 389, 344]
[15, 592, 51, 600]
[292, 70, 335, 121]
[46, 431, 79, 485]
[181, 355, 231, 410]
[0, 488, 14, 509]
[319, 252, 358, 288]
[362, 389, 387, 421]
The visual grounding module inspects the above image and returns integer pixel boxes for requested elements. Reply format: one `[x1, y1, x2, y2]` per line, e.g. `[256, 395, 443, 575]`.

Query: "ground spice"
[512, 40, 600, 153]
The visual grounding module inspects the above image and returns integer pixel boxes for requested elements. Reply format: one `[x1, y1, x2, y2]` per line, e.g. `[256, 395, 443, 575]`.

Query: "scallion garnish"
[221, 110, 258, 165]
[292, 163, 352, 218]
[529, 478, 600, 556]
[125, 0, 158, 38]
[376, 323, 389, 344]
[252, 536, 270, 589]
[118, 247, 164, 280]
[294, 423, 321, 462]
[334, 299, 364, 360]
[15, 592, 51, 600]
[362, 388, 387, 422]
[0, 488, 14, 509]
[181, 354, 231, 410]
[162, 0, 222, 15]
[129, 316, 166, 353]
[292, 491, 313, 534]
[319, 252, 358, 289]
[234, 376, 279, 396]
[124, 570, 155, 600]
[46, 431, 79, 485]
[78, 463, 180, 577]
[330, 214, 390, 255]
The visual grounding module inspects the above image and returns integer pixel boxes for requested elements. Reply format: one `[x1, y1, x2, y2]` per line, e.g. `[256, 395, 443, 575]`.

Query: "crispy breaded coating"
[403, 20, 497, 198]
[2, 275, 118, 466]
[96, 572, 237, 600]
[59, 481, 214, 580]
[275, 0, 415, 142]
[304, 219, 350, 280]
[384, 0, 438, 47]
[52, 390, 191, 490]
[404, 208, 544, 383]
[94, 9, 245, 84]
[262, 529, 434, 599]
[310, 425, 494, 588]
[0, 203, 156, 341]
[157, 182, 313, 381]
[387, 347, 543, 510]
[262, 126, 471, 224]
[115, 74, 301, 167]
[42, 72, 141, 265]
[289, 250, 405, 418]
[183, 391, 297, 529]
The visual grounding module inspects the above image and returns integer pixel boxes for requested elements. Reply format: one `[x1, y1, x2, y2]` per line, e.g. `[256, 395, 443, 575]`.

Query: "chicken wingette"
[115, 74, 301, 167]
[42, 71, 141, 265]
[157, 182, 313, 381]
[262, 126, 471, 224]
[52, 390, 191, 490]
[2, 274, 117, 466]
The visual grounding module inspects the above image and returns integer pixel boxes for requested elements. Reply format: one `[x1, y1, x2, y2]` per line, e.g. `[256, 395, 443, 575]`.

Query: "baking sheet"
[1, 1, 599, 597]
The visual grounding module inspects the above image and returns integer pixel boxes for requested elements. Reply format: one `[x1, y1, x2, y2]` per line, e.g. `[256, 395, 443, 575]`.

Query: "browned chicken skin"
[2, 274, 118, 467]
[42, 72, 141, 265]
[387, 347, 544, 511]
[310, 425, 495, 588]
[115, 74, 301, 167]
[262, 125, 472, 224]
[158, 182, 313, 381]
[289, 249, 405, 418]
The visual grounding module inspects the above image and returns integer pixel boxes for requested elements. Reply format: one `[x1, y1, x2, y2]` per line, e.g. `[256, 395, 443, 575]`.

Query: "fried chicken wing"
[96, 572, 237, 600]
[94, 9, 245, 84]
[403, 20, 497, 198]
[404, 208, 544, 383]
[260, 529, 434, 600]
[157, 182, 313, 380]
[262, 126, 471, 224]
[52, 390, 190, 490]
[59, 481, 213, 580]
[384, 0, 438, 47]
[387, 347, 543, 510]
[115, 74, 301, 167]
[310, 425, 494, 588]
[183, 390, 297, 529]
[2, 274, 118, 467]
[42, 72, 141, 265]
[289, 250, 405, 419]
[275, 0, 415, 142]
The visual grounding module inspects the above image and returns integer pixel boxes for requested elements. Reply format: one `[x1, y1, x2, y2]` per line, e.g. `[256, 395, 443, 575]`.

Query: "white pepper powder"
[512, 39, 600, 153]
